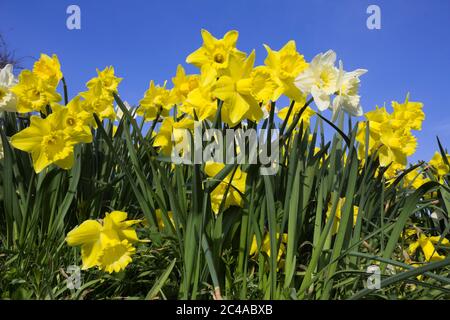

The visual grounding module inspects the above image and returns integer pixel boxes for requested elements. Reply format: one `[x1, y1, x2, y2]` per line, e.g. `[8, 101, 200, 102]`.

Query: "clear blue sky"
[1, 0, 449, 162]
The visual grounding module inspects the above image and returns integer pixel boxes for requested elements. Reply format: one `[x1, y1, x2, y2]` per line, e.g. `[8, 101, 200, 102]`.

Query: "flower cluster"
[356, 95, 425, 179]
[8, 54, 122, 173]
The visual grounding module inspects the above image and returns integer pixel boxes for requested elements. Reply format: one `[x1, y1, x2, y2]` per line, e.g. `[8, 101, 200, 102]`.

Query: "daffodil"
[51, 96, 93, 143]
[392, 95, 424, 131]
[155, 209, 175, 230]
[33, 54, 63, 86]
[213, 51, 263, 126]
[0, 64, 18, 112]
[331, 61, 367, 120]
[403, 167, 430, 189]
[326, 198, 359, 235]
[406, 232, 450, 262]
[250, 232, 288, 263]
[137, 80, 173, 121]
[86, 66, 122, 94]
[182, 66, 218, 121]
[186, 29, 246, 73]
[263, 41, 308, 102]
[249, 66, 278, 103]
[11, 70, 61, 114]
[204, 162, 247, 214]
[80, 81, 116, 121]
[277, 100, 315, 127]
[65, 211, 142, 272]
[170, 65, 199, 104]
[11, 113, 75, 173]
[295, 50, 338, 112]
[153, 117, 194, 156]
[429, 151, 450, 180]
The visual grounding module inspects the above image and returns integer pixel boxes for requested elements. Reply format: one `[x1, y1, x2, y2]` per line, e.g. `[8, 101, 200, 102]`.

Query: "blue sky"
[1, 0, 449, 162]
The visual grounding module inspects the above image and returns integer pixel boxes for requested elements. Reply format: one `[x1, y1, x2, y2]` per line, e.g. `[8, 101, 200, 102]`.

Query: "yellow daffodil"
[80, 81, 116, 121]
[170, 65, 199, 104]
[406, 232, 450, 262]
[249, 66, 278, 103]
[86, 66, 122, 94]
[264, 40, 308, 102]
[403, 167, 430, 189]
[155, 209, 175, 230]
[213, 51, 263, 126]
[51, 96, 93, 143]
[277, 100, 315, 127]
[326, 197, 359, 235]
[0, 64, 18, 112]
[137, 80, 173, 121]
[356, 97, 424, 179]
[11, 112, 77, 173]
[182, 66, 218, 121]
[186, 29, 246, 73]
[153, 117, 194, 156]
[250, 232, 288, 263]
[11, 70, 61, 114]
[429, 151, 450, 180]
[392, 96, 425, 131]
[33, 54, 63, 86]
[65, 211, 142, 272]
[204, 162, 247, 214]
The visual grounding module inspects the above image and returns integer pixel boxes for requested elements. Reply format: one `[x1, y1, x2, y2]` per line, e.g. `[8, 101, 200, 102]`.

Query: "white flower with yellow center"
[294, 50, 338, 111]
[0, 64, 18, 112]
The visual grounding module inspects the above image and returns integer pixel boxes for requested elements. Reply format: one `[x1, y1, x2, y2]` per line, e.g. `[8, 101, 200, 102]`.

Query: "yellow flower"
[80, 81, 116, 121]
[86, 66, 122, 94]
[153, 117, 194, 156]
[392, 95, 425, 131]
[182, 66, 218, 121]
[277, 100, 315, 127]
[429, 151, 450, 179]
[250, 232, 288, 263]
[249, 66, 278, 103]
[170, 65, 199, 104]
[378, 122, 417, 167]
[326, 198, 359, 235]
[65, 211, 142, 272]
[11, 113, 76, 173]
[204, 162, 247, 214]
[137, 80, 173, 121]
[11, 70, 61, 113]
[403, 167, 430, 189]
[407, 232, 450, 262]
[51, 96, 93, 143]
[97, 239, 136, 274]
[263, 40, 308, 101]
[213, 51, 263, 126]
[186, 29, 246, 73]
[33, 54, 63, 86]
[155, 209, 175, 230]
[356, 97, 423, 178]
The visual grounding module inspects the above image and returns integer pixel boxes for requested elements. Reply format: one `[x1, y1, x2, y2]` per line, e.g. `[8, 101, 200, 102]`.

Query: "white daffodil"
[331, 61, 367, 121]
[294, 50, 338, 111]
[0, 64, 18, 112]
